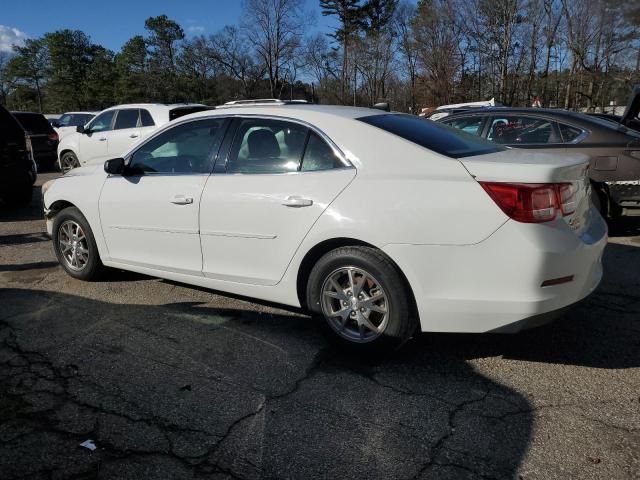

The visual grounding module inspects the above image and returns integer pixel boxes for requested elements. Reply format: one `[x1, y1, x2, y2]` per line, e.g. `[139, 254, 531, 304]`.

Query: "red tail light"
[479, 182, 577, 223]
[48, 131, 59, 141]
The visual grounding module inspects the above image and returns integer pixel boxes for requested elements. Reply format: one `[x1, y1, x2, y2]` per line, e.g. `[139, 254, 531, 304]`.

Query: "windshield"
[58, 113, 95, 127]
[357, 114, 505, 159]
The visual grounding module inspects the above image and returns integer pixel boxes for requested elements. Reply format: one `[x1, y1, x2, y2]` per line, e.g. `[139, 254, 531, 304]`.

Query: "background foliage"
[1, 0, 639, 113]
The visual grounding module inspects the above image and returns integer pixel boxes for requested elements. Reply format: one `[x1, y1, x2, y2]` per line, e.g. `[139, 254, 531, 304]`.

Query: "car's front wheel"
[52, 207, 104, 280]
[306, 246, 417, 353]
[60, 152, 80, 174]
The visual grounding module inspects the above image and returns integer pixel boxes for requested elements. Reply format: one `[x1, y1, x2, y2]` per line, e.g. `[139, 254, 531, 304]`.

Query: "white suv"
[57, 104, 207, 173]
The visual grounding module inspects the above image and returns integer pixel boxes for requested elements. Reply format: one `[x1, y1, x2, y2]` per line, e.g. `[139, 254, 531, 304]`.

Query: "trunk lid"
[460, 148, 592, 235]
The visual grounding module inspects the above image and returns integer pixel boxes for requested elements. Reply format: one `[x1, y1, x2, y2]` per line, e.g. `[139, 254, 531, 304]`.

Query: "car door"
[78, 110, 115, 165]
[99, 117, 229, 275]
[108, 109, 142, 157]
[199, 116, 356, 286]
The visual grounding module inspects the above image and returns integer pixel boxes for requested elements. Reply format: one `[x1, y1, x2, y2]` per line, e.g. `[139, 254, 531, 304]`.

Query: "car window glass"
[140, 109, 155, 127]
[558, 123, 583, 142]
[358, 114, 504, 158]
[300, 132, 344, 171]
[130, 118, 226, 174]
[487, 116, 557, 144]
[443, 116, 484, 136]
[58, 114, 72, 126]
[88, 111, 115, 133]
[114, 109, 140, 130]
[227, 118, 308, 174]
[13, 113, 52, 133]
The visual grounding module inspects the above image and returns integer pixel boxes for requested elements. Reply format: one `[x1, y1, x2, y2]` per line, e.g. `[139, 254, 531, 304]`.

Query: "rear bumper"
[383, 208, 607, 333]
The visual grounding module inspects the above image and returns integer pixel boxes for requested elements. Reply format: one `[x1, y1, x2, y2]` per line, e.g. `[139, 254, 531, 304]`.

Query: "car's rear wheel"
[52, 207, 104, 280]
[60, 152, 80, 174]
[306, 246, 417, 353]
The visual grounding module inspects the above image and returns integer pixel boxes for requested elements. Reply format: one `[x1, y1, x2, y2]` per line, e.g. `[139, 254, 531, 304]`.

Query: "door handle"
[129, 134, 139, 139]
[282, 196, 313, 208]
[170, 195, 194, 205]
[99, 137, 107, 141]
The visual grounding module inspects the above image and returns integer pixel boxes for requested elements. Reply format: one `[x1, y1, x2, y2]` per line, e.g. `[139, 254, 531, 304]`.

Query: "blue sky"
[1, 0, 339, 53]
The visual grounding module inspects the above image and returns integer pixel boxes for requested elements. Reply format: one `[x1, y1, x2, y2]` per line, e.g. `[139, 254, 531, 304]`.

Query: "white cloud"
[0, 25, 27, 53]
[187, 25, 206, 34]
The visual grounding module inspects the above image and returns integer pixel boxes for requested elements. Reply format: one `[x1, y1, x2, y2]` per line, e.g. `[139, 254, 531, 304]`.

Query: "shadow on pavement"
[0, 287, 534, 479]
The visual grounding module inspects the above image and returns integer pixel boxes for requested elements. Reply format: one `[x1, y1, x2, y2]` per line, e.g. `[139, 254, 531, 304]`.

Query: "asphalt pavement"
[0, 172, 638, 479]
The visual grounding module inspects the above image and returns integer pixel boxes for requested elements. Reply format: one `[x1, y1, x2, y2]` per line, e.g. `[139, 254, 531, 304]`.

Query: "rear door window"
[226, 118, 309, 174]
[487, 116, 560, 144]
[140, 109, 155, 127]
[357, 114, 504, 158]
[114, 109, 140, 130]
[300, 132, 345, 171]
[558, 123, 584, 143]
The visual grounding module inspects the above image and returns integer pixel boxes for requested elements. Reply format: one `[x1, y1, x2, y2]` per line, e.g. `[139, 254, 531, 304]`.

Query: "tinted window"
[114, 109, 140, 130]
[12, 113, 52, 133]
[227, 118, 308, 174]
[1, 106, 25, 142]
[559, 123, 583, 143]
[130, 118, 227, 174]
[443, 116, 484, 136]
[140, 109, 155, 127]
[88, 111, 115, 132]
[358, 114, 504, 159]
[487, 116, 559, 144]
[301, 132, 344, 171]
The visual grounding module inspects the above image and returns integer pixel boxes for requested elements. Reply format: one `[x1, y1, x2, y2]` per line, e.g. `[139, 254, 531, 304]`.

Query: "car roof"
[183, 104, 382, 123]
[62, 111, 97, 115]
[11, 111, 46, 116]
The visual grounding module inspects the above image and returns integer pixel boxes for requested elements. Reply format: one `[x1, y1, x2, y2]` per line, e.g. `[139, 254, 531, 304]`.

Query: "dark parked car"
[11, 111, 59, 170]
[438, 107, 640, 217]
[0, 105, 37, 206]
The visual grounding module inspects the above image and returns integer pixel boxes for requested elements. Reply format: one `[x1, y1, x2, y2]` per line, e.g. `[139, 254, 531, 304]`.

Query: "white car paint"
[44, 104, 607, 333]
[57, 103, 205, 171]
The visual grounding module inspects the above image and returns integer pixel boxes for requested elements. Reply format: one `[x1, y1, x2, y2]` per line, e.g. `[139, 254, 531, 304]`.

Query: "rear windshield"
[169, 106, 210, 121]
[357, 114, 505, 158]
[578, 112, 640, 139]
[12, 112, 52, 133]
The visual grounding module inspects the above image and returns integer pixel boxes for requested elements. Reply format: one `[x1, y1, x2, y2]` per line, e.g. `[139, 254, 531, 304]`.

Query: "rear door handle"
[170, 194, 194, 205]
[129, 134, 139, 139]
[282, 196, 313, 208]
[99, 137, 107, 141]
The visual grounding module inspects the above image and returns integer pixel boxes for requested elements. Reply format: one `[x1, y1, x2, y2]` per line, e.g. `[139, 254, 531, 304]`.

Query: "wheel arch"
[295, 237, 418, 318]
[46, 199, 77, 219]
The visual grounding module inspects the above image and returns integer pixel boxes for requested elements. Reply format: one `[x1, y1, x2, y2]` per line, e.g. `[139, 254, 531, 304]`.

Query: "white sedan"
[43, 103, 607, 351]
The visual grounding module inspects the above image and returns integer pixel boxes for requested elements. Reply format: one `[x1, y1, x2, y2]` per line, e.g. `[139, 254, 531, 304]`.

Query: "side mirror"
[76, 125, 86, 134]
[104, 158, 126, 175]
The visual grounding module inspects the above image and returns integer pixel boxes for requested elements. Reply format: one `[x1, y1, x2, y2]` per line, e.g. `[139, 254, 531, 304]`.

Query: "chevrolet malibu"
[43, 103, 607, 352]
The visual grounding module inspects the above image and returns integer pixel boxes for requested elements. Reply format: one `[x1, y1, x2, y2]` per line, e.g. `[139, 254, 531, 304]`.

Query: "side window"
[301, 132, 344, 171]
[227, 118, 308, 174]
[129, 118, 227, 174]
[442, 116, 484, 136]
[487, 116, 558, 144]
[114, 109, 140, 130]
[558, 123, 583, 143]
[87, 111, 115, 133]
[140, 109, 155, 127]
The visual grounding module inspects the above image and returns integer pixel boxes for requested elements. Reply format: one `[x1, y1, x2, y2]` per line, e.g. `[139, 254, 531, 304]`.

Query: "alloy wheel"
[320, 266, 390, 343]
[58, 220, 90, 271]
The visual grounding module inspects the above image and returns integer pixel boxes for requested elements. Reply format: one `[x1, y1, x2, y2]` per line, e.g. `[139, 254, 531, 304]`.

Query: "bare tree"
[241, 0, 306, 98]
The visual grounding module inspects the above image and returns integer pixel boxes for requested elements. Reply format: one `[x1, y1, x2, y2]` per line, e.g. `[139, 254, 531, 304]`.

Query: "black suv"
[11, 111, 59, 170]
[0, 105, 37, 206]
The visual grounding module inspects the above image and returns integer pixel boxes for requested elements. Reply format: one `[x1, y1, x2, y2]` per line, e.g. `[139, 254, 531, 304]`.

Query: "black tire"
[306, 246, 417, 353]
[52, 206, 104, 280]
[60, 151, 80, 174]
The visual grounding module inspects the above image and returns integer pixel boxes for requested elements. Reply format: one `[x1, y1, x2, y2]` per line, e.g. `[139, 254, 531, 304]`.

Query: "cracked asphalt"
[1, 172, 639, 479]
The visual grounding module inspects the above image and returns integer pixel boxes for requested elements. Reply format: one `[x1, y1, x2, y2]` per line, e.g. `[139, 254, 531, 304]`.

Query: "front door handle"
[99, 137, 107, 141]
[170, 195, 194, 205]
[282, 196, 313, 208]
